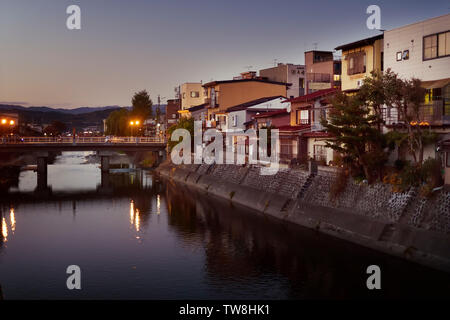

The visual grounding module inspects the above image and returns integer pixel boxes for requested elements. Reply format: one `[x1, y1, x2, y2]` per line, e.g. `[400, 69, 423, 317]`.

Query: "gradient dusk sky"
[0, 0, 449, 108]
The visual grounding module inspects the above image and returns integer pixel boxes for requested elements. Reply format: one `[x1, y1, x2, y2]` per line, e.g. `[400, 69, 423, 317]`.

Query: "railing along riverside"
[1, 136, 166, 144]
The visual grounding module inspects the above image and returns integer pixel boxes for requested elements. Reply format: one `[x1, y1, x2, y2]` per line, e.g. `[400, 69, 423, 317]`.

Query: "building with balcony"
[285, 88, 338, 165]
[305, 51, 341, 94]
[202, 78, 289, 129]
[259, 63, 306, 99]
[382, 14, 450, 169]
[335, 34, 384, 92]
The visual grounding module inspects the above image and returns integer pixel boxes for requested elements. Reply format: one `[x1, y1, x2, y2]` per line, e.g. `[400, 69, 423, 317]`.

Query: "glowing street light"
[9, 120, 14, 126]
[1, 119, 6, 124]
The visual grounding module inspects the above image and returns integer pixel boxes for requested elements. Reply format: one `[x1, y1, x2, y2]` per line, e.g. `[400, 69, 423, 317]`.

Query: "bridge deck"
[0, 136, 167, 152]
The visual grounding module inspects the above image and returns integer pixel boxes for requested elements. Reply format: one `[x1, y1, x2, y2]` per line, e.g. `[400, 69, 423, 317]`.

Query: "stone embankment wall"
[157, 161, 450, 272]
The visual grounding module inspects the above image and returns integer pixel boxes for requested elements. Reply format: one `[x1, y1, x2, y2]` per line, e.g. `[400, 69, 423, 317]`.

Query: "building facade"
[305, 51, 341, 94]
[259, 63, 306, 99]
[225, 96, 288, 132]
[202, 78, 288, 129]
[335, 34, 384, 92]
[180, 82, 205, 111]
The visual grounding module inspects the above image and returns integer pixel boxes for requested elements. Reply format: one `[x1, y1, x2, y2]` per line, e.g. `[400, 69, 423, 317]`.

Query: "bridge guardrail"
[1, 136, 166, 145]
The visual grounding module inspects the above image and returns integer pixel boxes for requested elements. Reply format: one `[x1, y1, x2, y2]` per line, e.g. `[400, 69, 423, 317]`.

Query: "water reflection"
[1, 217, 8, 243]
[0, 152, 449, 299]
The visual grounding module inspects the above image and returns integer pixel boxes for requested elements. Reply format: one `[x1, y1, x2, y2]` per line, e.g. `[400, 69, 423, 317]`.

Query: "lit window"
[190, 91, 199, 98]
[396, 51, 402, 61]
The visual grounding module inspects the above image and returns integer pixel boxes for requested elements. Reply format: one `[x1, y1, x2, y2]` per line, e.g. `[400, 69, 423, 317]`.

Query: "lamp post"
[129, 120, 140, 141]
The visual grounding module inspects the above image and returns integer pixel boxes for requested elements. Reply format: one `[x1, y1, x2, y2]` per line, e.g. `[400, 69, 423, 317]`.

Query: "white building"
[384, 14, 450, 81]
[225, 96, 289, 132]
[383, 14, 450, 175]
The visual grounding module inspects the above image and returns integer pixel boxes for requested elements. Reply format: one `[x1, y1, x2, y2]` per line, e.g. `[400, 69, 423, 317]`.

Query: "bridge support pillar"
[36, 152, 49, 190]
[154, 150, 166, 167]
[98, 151, 113, 172]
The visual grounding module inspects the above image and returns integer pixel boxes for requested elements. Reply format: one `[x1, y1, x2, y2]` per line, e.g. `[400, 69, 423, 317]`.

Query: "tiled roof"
[253, 109, 288, 118]
[277, 125, 310, 132]
[188, 103, 208, 112]
[226, 96, 285, 112]
[285, 88, 338, 103]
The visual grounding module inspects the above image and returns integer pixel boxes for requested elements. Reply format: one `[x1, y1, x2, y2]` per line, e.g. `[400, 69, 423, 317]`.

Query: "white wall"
[286, 65, 306, 98]
[384, 14, 450, 81]
[226, 97, 289, 132]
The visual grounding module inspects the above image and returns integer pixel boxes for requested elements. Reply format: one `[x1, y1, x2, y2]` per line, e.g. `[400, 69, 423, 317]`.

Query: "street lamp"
[129, 120, 141, 137]
[1, 119, 6, 125]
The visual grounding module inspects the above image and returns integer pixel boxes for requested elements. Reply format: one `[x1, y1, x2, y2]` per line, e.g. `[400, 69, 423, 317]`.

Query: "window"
[190, 91, 199, 98]
[296, 109, 309, 124]
[347, 52, 366, 75]
[232, 115, 237, 127]
[313, 145, 327, 162]
[396, 51, 402, 61]
[182, 93, 186, 99]
[424, 31, 450, 60]
[441, 85, 450, 117]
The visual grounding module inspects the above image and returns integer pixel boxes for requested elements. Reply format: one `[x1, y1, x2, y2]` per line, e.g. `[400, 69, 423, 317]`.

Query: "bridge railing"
[1, 136, 166, 144]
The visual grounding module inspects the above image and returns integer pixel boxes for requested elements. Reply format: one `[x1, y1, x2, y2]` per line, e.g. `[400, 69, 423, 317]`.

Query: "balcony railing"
[306, 73, 331, 83]
[383, 100, 450, 126]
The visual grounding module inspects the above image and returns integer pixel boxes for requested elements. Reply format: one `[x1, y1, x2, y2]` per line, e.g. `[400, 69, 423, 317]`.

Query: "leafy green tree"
[321, 92, 388, 183]
[105, 108, 129, 136]
[167, 117, 194, 151]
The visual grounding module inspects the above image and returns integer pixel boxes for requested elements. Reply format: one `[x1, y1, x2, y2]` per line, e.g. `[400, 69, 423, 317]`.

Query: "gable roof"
[285, 88, 338, 104]
[225, 96, 285, 112]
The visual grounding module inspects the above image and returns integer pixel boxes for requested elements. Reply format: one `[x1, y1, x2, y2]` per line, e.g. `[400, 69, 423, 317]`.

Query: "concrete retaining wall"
[156, 161, 450, 272]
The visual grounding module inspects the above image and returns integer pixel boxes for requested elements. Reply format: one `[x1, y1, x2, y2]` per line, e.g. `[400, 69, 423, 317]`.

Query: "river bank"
[156, 161, 450, 273]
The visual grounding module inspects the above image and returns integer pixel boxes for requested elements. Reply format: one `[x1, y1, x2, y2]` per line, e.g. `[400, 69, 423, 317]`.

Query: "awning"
[421, 78, 450, 89]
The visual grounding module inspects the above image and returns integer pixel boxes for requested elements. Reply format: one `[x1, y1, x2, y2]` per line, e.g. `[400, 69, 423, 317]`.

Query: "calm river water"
[0, 152, 449, 299]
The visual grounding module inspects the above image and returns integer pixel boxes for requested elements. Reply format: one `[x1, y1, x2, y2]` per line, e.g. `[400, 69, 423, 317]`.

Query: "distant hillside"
[0, 104, 122, 115]
[0, 104, 167, 131]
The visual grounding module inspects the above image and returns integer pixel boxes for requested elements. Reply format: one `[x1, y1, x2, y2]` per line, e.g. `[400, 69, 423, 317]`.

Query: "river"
[0, 152, 449, 299]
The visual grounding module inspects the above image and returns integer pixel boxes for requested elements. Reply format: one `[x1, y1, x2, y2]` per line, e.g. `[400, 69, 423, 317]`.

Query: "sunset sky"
[1, 0, 448, 108]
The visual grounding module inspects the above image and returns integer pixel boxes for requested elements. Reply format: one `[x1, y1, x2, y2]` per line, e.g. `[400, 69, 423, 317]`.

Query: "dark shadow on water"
[163, 180, 450, 299]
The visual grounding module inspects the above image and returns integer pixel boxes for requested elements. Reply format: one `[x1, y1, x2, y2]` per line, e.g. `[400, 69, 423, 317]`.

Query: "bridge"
[0, 136, 167, 192]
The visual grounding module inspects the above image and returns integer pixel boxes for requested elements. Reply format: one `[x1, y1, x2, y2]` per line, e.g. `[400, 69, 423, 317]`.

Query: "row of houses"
[166, 14, 450, 184]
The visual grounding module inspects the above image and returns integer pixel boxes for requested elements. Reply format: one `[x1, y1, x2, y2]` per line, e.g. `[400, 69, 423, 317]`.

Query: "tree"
[105, 108, 129, 136]
[167, 116, 194, 151]
[382, 70, 437, 166]
[321, 92, 388, 183]
[44, 120, 67, 136]
[131, 90, 153, 121]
